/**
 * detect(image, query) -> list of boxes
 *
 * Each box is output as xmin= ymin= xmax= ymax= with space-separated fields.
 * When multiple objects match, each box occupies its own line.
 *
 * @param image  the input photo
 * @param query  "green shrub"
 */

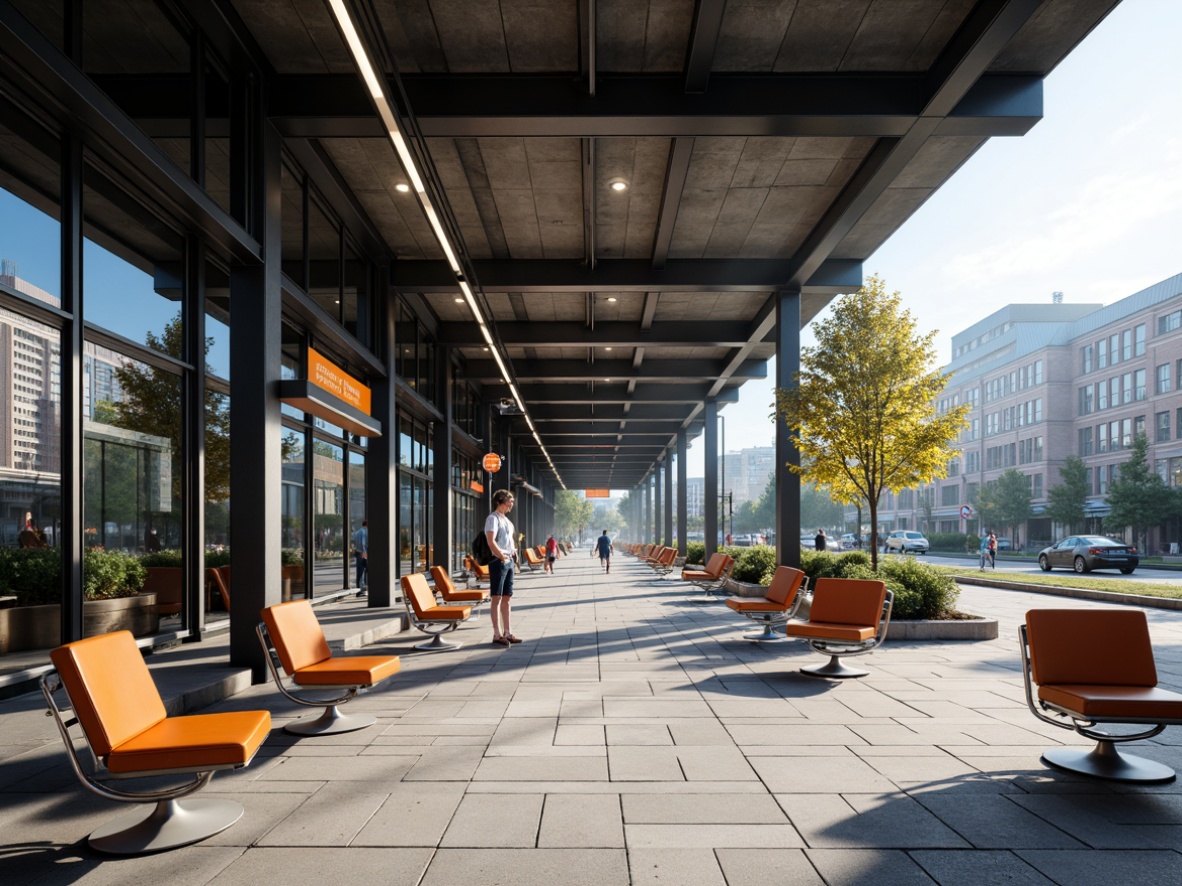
xmin=139 ymin=549 xmax=184 ymax=568
xmin=280 ymin=548 xmax=303 ymax=567
xmin=877 ymin=556 xmax=960 ymax=620
xmin=83 ymin=549 xmax=146 ymax=600
xmin=0 ymin=547 xmax=62 ymax=605
xmin=731 ymin=545 xmax=777 ymax=584
xmin=684 ymin=541 xmax=705 ymax=566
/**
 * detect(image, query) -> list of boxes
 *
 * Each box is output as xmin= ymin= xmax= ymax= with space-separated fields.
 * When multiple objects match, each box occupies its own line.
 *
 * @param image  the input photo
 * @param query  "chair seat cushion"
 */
xmin=293 ymin=655 xmax=402 ymax=686
xmin=106 ymin=710 xmax=271 ymax=773
xmin=786 ymin=621 xmax=876 ymax=642
xmin=682 ymin=571 xmax=715 ymax=580
xmin=442 ymin=590 xmax=489 ymax=603
xmin=726 ymin=598 xmax=786 ymax=613
xmin=415 ymin=604 xmax=472 ymax=621
xmin=1038 ymin=684 xmax=1182 ymax=720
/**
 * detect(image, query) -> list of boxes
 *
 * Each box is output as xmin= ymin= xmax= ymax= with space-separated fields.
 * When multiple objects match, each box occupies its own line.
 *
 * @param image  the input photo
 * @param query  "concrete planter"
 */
xmin=0 ymin=593 xmax=160 ymax=655
xmin=886 ymin=616 xmax=998 ymax=641
xmin=724 ymin=577 xmax=768 ymax=597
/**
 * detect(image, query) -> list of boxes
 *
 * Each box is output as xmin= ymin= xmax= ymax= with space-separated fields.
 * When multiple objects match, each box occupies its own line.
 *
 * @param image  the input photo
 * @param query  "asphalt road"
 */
xmin=895 ymin=551 xmax=1182 ymax=586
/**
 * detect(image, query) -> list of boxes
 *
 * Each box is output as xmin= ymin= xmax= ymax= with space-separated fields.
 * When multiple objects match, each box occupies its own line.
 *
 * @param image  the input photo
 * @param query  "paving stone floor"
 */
xmin=3 ymin=552 xmax=1182 ymax=885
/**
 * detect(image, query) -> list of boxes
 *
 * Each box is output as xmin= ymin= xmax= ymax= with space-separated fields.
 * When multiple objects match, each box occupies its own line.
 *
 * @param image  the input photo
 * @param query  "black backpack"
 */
xmin=471 ymin=530 xmax=493 ymax=566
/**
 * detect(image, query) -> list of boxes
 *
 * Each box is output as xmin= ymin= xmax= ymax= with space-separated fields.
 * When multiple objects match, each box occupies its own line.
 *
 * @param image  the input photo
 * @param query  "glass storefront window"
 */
xmin=204 ymin=58 xmax=233 ymax=216
xmin=307 ymin=195 xmax=340 ymax=321
xmin=312 ymin=437 xmax=344 ymax=594
xmin=343 ymin=240 xmax=368 ymax=345
xmin=348 ymin=450 xmax=365 ymax=588
xmin=83 ymin=166 xmax=185 ymax=348
xmin=0 ymin=116 xmax=62 ymax=303
xmin=281 ymin=161 xmax=304 ymax=288
xmin=0 ymin=309 xmax=62 ymax=676
xmin=82 ymin=351 xmax=183 ymax=637
xmin=83 ymin=1 xmax=191 ymax=177
xmin=281 ymin=427 xmax=305 ymax=600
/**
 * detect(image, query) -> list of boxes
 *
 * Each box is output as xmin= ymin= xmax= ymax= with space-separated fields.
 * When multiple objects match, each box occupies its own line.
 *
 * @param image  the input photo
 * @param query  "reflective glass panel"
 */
xmin=281 ymin=427 xmax=306 ymax=600
xmin=312 ymin=437 xmax=344 ymax=594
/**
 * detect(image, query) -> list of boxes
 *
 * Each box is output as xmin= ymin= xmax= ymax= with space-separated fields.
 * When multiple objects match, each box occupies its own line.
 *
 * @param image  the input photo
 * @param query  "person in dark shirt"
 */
xmin=814 ymin=529 xmax=827 ymax=552
xmin=596 ymin=530 xmax=614 ymax=573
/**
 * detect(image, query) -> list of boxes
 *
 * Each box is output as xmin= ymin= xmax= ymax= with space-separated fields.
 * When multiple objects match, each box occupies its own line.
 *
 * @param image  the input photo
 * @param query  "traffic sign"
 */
xmin=960 ymin=505 xmax=973 ymax=520
xmin=482 ymin=453 xmax=502 ymax=473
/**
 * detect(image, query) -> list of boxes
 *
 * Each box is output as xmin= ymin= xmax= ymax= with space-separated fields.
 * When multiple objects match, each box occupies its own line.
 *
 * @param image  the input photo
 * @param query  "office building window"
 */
xmin=1079 ymin=427 xmax=1093 ymax=456
xmin=1157 ymin=364 xmax=1171 ymax=395
xmin=1134 ymin=368 xmax=1146 ymax=401
xmin=1081 ymin=344 xmax=1093 ymax=374
xmin=1097 ymin=337 xmax=1108 ymax=368
xmin=1135 ymin=323 xmax=1146 ymax=356
xmin=1157 ymin=411 xmax=1170 ymax=443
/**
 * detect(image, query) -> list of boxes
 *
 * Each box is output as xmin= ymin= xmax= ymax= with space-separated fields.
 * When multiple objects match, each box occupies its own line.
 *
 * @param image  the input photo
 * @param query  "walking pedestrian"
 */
xmin=987 ymin=530 xmax=998 ymax=569
xmin=596 ymin=529 xmax=614 ymax=573
xmin=814 ymin=529 xmax=827 ymax=552
xmin=352 ymin=520 xmax=368 ymax=594
xmin=545 ymin=534 xmax=558 ymax=574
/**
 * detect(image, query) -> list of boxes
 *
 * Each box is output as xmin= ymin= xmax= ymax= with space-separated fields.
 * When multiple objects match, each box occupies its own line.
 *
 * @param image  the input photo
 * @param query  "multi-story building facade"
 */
xmin=870 ymin=272 xmax=1182 ymax=552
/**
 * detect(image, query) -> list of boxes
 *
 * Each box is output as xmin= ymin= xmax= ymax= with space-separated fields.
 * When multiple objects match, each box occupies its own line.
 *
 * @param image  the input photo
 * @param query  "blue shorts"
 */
xmin=490 ymin=558 xmax=515 ymax=596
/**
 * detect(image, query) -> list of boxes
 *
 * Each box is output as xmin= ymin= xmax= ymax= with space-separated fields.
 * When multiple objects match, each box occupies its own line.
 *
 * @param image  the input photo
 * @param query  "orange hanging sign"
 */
xmin=308 ymin=347 xmax=371 ymax=414
xmin=585 ymin=489 xmax=610 ymax=498
xmin=482 ymin=453 xmax=502 ymax=473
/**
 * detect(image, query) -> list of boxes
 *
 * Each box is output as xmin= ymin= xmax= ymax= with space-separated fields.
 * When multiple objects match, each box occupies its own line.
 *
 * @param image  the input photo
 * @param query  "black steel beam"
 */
xmin=452 ymin=320 xmax=757 ymax=348
xmin=463 ymin=357 xmax=766 ymax=383
xmin=482 ymin=383 xmax=741 ymax=404
xmin=260 ymin=73 xmax=1040 ymax=139
xmin=398 ymin=257 xmax=861 ymax=293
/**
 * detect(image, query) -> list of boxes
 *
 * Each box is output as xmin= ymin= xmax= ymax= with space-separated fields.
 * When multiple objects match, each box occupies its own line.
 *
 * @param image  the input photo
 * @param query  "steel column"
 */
xmin=704 ymin=400 xmax=719 ymax=559
xmin=677 ymin=429 xmax=688 ymax=556
xmin=664 ymin=448 xmax=674 ymax=549
xmin=775 ymin=290 xmax=802 ymax=568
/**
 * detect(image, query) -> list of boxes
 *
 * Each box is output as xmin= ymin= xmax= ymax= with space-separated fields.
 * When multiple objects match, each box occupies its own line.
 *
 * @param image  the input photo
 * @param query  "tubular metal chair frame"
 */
xmin=793 ymin=587 xmax=893 ymax=678
xmin=41 ymin=660 xmax=266 ymax=853
xmin=1019 ymin=621 xmax=1180 ymax=783
xmin=257 ymin=621 xmax=374 ymax=734
xmin=400 ymin=573 xmax=472 ymax=651
xmin=686 ymin=556 xmax=736 ymax=599
xmin=729 ymin=570 xmax=810 ymax=641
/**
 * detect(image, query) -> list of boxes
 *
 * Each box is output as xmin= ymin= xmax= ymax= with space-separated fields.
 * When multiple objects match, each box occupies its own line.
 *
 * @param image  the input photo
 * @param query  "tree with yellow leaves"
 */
xmin=775 ymin=275 xmax=970 ymax=569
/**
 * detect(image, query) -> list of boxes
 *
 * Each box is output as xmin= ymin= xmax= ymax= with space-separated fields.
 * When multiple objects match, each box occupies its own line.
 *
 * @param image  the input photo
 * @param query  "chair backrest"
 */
xmin=765 ymin=566 xmax=806 ymax=606
xmin=720 ymin=555 xmax=736 ymax=578
xmin=430 ymin=565 xmax=457 ymax=596
xmin=400 ymin=573 xmax=437 ymax=617
xmin=1026 ymin=609 xmax=1158 ymax=687
xmin=142 ymin=566 xmax=183 ymax=614
xmin=50 ymin=631 xmax=167 ymax=757
xmin=525 ymin=548 xmax=542 ymax=565
xmin=700 ymin=552 xmax=725 ymax=576
xmin=261 ymin=600 xmax=332 ymax=675
xmin=809 ymin=578 xmax=887 ymax=627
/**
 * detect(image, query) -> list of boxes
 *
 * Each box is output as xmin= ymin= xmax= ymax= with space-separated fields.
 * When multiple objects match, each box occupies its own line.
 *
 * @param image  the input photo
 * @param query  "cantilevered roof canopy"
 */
xmin=226 ymin=0 xmax=1118 ymax=489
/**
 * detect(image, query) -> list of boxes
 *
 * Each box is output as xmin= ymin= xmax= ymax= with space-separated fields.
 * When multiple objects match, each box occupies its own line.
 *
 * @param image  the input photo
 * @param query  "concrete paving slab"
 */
xmin=537 ymin=793 xmax=625 ymax=847
xmin=420 ymin=848 xmax=629 ymax=886
xmin=628 ymin=848 xmax=728 ymax=886
xmin=440 ymin=793 xmax=545 ymax=847
xmin=622 ymin=792 xmax=787 ymax=824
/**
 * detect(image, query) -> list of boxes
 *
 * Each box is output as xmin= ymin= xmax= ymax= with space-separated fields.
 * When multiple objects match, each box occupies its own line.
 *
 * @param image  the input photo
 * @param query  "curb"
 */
xmin=887 ymin=617 xmax=999 ymax=641
xmin=954 ymin=575 xmax=1182 ymax=611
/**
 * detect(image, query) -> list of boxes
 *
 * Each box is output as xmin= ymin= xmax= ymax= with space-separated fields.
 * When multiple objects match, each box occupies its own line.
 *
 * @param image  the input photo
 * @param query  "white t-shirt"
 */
xmin=484 ymin=511 xmax=515 ymax=558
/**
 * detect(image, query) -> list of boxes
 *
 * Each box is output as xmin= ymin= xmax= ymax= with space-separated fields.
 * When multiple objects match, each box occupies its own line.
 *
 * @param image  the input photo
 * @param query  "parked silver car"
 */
xmin=1037 ymin=535 xmax=1138 ymax=574
xmin=885 ymin=530 xmax=929 ymax=555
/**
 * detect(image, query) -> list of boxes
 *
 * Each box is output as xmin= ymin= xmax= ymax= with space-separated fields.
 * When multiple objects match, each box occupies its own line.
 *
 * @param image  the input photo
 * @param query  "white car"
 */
xmin=885 ymin=530 xmax=929 ymax=555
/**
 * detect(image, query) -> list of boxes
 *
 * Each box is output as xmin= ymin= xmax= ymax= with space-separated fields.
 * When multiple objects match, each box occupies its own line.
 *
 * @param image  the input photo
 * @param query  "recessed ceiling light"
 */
xmin=454 ymin=297 xmax=464 ymax=303
xmin=605 ymin=347 xmax=613 ymax=351
xmin=604 ymin=378 xmax=611 ymax=382
xmin=607 ymin=296 xmax=617 ymax=302
xmin=395 ymin=182 xmax=410 ymax=193
xmin=610 ymin=180 xmax=628 ymax=192
xmin=483 ymin=347 xmax=489 ymax=352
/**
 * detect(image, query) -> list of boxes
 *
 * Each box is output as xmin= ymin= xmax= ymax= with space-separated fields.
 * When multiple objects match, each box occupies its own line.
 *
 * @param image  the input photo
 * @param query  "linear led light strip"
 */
xmin=328 ymin=0 xmax=564 ymax=488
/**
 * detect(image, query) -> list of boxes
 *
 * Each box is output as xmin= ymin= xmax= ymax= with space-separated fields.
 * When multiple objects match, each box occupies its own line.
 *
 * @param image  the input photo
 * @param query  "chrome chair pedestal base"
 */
xmin=90 ymin=798 xmax=243 ymax=855
xmin=415 ymin=632 xmax=462 ymax=652
xmin=801 ymin=655 xmax=869 ymax=679
xmin=745 ymin=622 xmax=788 ymax=641
xmin=285 ymin=704 xmax=375 ymax=735
xmin=1042 ymin=742 xmax=1176 ymax=783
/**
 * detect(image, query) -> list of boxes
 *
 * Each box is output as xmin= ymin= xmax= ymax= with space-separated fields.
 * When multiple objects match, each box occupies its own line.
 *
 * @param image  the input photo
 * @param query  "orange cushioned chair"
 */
xmin=726 ymin=565 xmax=809 ymax=641
xmin=258 ymin=600 xmax=401 ymax=735
xmin=522 ymin=547 xmax=544 ymax=571
xmin=785 ymin=577 xmax=892 ymax=678
xmin=683 ymin=552 xmax=735 ymax=597
xmin=400 ymin=572 xmax=473 ymax=651
xmin=41 ymin=631 xmax=271 ymax=854
xmin=1020 ymin=608 xmax=1182 ymax=783
xmin=464 ymin=555 xmax=491 ymax=588
xmin=205 ymin=566 xmax=231 ymax=612
xmin=431 ymin=565 xmax=489 ymax=621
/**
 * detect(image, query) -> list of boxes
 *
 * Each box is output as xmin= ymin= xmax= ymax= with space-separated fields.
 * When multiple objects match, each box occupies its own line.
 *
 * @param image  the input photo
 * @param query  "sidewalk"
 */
xmin=3 ymin=555 xmax=1181 ymax=885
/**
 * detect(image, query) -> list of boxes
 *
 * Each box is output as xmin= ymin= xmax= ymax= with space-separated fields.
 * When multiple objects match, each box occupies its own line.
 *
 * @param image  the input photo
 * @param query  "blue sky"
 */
xmin=681 ymin=0 xmax=1182 ymax=481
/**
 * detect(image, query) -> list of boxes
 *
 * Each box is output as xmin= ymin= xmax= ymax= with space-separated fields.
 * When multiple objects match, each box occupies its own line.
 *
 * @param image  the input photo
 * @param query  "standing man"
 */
xmin=987 ymin=530 xmax=998 ymax=569
xmin=814 ymin=529 xmax=827 ymax=552
xmin=596 ymin=529 xmax=614 ymax=573
xmin=486 ymin=490 xmax=520 ymax=646
xmin=353 ymin=520 xmax=368 ymax=595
